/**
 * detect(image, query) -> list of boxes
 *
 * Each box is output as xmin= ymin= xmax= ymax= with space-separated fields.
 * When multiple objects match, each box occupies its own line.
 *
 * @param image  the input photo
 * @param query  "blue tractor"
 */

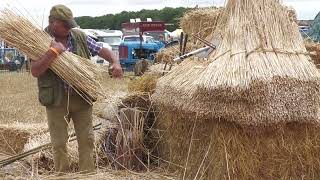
xmin=119 ymin=36 xmax=164 ymax=75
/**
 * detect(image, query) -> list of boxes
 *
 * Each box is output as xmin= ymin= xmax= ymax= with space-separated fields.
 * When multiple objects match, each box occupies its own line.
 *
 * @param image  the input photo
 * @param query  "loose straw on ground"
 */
xmin=0 ymin=9 xmax=105 ymax=104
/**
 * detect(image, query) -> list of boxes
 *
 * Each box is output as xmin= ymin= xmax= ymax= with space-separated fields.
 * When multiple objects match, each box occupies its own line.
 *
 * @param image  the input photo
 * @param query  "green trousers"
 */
xmin=46 ymin=91 xmax=95 ymax=173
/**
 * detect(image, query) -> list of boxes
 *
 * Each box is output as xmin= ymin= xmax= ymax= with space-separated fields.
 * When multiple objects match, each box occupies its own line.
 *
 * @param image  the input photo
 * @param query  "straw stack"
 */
xmin=180 ymin=7 xmax=224 ymax=42
xmin=156 ymin=7 xmax=224 ymax=64
xmin=0 ymin=9 xmax=104 ymax=104
xmin=0 ymin=123 xmax=47 ymax=155
xmin=151 ymin=0 xmax=320 ymax=179
xmin=152 ymin=57 xmax=209 ymax=115
xmin=305 ymin=41 xmax=320 ymax=67
xmin=185 ymin=0 xmax=320 ymax=126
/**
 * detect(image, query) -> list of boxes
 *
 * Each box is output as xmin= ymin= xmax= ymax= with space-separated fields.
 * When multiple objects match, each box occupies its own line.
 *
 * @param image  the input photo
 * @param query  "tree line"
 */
xmin=75 ymin=7 xmax=191 ymax=32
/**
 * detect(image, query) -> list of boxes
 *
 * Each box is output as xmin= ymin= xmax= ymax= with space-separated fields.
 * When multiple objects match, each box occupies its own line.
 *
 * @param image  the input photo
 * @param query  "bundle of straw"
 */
xmin=186 ymin=0 xmax=320 ymax=125
xmin=0 ymin=9 xmax=104 ymax=104
xmin=180 ymin=7 xmax=224 ymax=42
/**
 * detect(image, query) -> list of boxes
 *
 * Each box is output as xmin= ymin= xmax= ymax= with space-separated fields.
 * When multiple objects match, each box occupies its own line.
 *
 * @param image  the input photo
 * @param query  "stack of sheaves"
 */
xmin=155 ymin=0 xmax=320 ymax=126
xmin=152 ymin=57 xmax=209 ymax=115
xmin=0 ymin=9 xmax=104 ymax=105
xmin=180 ymin=6 xmax=224 ymax=42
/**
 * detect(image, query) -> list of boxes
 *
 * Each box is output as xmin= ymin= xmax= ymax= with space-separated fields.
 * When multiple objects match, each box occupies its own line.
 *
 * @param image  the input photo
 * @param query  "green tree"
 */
xmin=75 ymin=7 xmax=190 ymax=31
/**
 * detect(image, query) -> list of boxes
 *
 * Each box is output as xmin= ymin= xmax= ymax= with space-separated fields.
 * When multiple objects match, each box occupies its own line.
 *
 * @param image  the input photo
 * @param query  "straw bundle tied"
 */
xmin=0 ymin=9 xmax=104 ymax=104
xmin=156 ymin=0 xmax=320 ymax=126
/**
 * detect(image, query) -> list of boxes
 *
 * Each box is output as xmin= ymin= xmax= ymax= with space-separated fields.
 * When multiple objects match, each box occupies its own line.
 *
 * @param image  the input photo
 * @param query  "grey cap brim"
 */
xmin=68 ymin=19 xmax=78 ymax=28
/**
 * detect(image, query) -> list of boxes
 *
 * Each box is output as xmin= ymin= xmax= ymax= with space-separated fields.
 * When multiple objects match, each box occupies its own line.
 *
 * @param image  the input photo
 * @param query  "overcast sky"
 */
xmin=1 ymin=0 xmax=319 ymax=28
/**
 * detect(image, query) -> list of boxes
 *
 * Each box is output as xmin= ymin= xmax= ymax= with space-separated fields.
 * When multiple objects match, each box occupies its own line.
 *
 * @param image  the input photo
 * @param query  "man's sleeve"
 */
xmin=86 ymin=36 xmax=103 ymax=56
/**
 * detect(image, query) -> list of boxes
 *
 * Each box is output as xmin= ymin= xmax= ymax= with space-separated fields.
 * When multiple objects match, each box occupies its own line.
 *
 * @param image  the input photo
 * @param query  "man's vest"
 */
xmin=38 ymin=29 xmax=91 ymax=106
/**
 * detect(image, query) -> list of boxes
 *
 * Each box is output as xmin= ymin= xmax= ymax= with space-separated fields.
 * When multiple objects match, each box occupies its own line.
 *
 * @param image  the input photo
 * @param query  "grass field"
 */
xmin=0 ymin=71 xmax=150 ymax=178
xmin=0 ymin=71 xmax=129 ymax=124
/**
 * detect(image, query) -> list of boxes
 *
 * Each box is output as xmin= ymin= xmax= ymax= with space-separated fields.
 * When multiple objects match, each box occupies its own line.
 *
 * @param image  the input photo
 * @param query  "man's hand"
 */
xmin=50 ymin=40 xmax=66 ymax=54
xmin=110 ymin=63 xmax=123 ymax=78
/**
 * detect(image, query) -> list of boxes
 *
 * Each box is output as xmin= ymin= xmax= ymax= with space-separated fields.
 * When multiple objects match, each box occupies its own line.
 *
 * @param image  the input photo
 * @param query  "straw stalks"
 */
xmin=155 ymin=112 xmax=320 ymax=179
xmin=178 ymin=0 xmax=320 ymax=125
xmin=0 ymin=9 xmax=104 ymax=105
xmin=180 ymin=7 xmax=224 ymax=43
xmin=152 ymin=57 xmax=209 ymax=115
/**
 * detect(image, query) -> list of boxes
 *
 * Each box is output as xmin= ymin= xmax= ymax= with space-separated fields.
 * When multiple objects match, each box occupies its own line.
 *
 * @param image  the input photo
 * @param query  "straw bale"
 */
xmin=180 ymin=7 xmax=224 ymax=42
xmin=154 ymin=112 xmax=320 ymax=179
xmin=0 ymin=123 xmax=47 ymax=155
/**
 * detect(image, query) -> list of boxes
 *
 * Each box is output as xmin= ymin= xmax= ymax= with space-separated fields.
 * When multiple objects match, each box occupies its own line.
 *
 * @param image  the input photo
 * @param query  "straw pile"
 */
xmin=151 ymin=0 xmax=320 ymax=179
xmin=0 ymin=9 xmax=104 ymax=105
xmin=128 ymin=74 xmax=160 ymax=94
xmin=305 ymin=41 xmax=320 ymax=67
xmin=180 ymin=7 xmax=224 ymax=42
xmin=181 ymin=0 xmax=320 ymax=125
xmin=0 ymin=123 xmax=47 ymax=155
xmin=156 ymin=7 xmax=224 ymax=64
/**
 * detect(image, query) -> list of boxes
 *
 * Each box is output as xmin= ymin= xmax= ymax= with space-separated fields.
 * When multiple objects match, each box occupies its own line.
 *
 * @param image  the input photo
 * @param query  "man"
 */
xmin=31 ymin=4 xmax=123 ymax=173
